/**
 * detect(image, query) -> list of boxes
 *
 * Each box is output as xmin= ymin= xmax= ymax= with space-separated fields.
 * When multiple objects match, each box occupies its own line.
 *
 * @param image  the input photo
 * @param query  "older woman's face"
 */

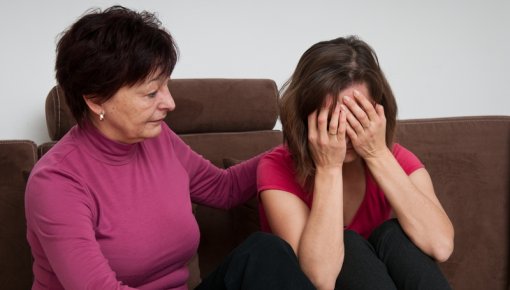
xmin=97 ymin=74 xmax=175 ymax=144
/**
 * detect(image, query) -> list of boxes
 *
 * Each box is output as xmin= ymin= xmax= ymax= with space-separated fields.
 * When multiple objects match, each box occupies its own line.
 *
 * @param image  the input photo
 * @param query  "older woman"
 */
xmin=258 ymin=36 xmax=454 ymax=290
xmin=25 ymin=6 xmax=315 ymax=290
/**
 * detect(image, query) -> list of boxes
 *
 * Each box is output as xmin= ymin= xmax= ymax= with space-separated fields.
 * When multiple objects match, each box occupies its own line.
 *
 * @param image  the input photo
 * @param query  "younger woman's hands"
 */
xmin=342 ymin=90 xmax=388 ymax=160
xmin=308 ymin=96 xmax=347 ymax=170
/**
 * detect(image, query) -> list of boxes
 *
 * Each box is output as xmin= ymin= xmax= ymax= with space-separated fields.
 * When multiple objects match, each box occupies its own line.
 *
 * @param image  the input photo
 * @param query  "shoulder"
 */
xmin=26 ymin=151 xmax=92 ymax=225
xmin=27 ymin=127 xmax=95 ymax=207
xmin=391 ymin=143 xmax=424 ymax=175
xmin=259 ymin=145 xmax=293 ymax=172
xmin=257 ymin=145 xmax=304 ymax=194
xmin=32 ymin=128 xmax=81 ymax=178
xmin=261 ymin=144 xmax=292 ymax=163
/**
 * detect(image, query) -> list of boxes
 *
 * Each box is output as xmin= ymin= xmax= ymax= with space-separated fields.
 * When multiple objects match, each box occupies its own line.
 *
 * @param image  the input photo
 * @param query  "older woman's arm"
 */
xmin=164 ymin=124 xmax=261 ymax=209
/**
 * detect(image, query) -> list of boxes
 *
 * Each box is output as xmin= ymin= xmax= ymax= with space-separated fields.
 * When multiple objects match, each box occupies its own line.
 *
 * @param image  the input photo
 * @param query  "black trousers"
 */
xmin=196 ymin=219 xmax=451 ymax=290
xmin=336 ymin=219 xmax=452 ymax=290
xmin=195 ymin=232 xmax=315 ymax=290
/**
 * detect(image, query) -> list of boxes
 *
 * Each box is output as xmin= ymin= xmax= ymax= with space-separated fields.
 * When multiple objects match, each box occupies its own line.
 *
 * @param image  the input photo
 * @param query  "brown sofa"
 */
xmin=0 ymin=78 xmax=509 ymax=290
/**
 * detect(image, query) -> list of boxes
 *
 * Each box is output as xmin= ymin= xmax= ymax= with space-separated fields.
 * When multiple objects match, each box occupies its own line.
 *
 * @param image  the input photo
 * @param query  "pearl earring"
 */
xmin=99 ymin=111 xmax=105 ymax=121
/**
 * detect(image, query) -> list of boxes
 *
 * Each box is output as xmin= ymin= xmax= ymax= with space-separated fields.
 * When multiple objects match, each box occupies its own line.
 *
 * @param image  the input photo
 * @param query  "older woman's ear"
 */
xmin=82 ymin=95 xmax=103 ymax=117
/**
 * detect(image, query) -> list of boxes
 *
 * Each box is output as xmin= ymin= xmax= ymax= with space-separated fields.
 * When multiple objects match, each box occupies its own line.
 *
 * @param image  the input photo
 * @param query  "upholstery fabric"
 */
xmin=396 ymin=116 xmax=510 ymax=290
xmin=166 ymin=79 xmax=278 ymax=134
xmin=0 ymin=140 xmax=37 ymax=289
xmin=44 ymin=86 xmax=75 ymax=142
xmin=45 ymin=79 xmax=279 ymax=140
xmin=36 ymin=141 xmax=55 ymax=158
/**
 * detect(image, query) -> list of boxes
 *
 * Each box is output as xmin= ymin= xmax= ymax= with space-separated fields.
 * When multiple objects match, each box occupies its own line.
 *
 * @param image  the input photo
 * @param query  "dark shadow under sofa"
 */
xmin=0 ymin=78 xmax=509 ymax=289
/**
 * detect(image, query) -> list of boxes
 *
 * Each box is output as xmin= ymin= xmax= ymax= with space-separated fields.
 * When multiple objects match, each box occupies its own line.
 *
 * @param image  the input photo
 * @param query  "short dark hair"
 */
xmin=279 ymin=36 xmax=398 ymax=190
xmin=55 ymin=5 xmax=178 ymax=124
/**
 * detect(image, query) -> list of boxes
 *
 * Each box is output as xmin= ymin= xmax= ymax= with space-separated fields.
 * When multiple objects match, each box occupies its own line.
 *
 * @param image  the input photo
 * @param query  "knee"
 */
xmin=343 ymin=230 xmax=375 ymax=255
xmin=368 ymin=219 xmax=408 ymax=249
xmin=243 ymin=232 xmax=294 ymax=255
xmin=344 ymin=230 xmax=366 ymax=245
xmin=245 ymin=231 xmax=285 ymax=245
xmin=375 ymin=218 xmax=402 ymax=234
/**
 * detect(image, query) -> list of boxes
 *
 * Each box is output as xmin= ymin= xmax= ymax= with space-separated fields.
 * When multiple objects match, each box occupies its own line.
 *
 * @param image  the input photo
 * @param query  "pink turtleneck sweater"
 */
xmin=25 ymin=121 xmax=260 ymax=290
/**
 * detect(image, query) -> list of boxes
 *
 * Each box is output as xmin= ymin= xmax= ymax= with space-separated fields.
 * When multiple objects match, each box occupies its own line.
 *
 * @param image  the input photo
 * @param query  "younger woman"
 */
xmin=258 ymin=36 xmax=454 ymax=290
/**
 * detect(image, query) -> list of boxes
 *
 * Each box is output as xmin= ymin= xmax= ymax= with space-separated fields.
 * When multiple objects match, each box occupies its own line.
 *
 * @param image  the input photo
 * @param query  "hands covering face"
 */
xmin=307 ymin=88 xmax=388 ymax=168
xmin=307 ymin=97 xmax=347 ymax=169
xmin=341 ymin=89 xmax=387 ymax=160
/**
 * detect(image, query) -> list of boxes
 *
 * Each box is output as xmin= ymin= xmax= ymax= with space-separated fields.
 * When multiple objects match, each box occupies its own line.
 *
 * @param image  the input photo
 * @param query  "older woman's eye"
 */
xmin=147 ymin=91 xmax=157 ymax=98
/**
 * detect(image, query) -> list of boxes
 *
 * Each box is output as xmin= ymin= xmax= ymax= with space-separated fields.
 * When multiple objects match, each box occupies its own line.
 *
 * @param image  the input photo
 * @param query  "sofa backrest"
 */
xmin=44 ymin=78 xmax=280 ymax=141
xmin=396 ymin=116 xmax=510 ymax=290
xmin=0 ymin=140 xmax=37 ymax=289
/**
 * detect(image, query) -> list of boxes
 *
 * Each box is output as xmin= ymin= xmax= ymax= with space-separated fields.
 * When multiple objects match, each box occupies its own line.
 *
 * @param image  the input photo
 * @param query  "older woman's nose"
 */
xmin=160 ymin=86 xmax=176 ymax=111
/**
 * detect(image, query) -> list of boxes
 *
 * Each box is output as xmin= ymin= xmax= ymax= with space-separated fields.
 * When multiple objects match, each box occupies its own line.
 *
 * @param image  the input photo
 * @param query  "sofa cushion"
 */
xmin=166 ymin=79 xmax=278 ymax=134
xmin=395 ymin=116 xmax=510 ymax=290
xmin=45 ymin=86 xmax=76 ymax=143
xmin=0 ymin=140 xmax=37 ymax=289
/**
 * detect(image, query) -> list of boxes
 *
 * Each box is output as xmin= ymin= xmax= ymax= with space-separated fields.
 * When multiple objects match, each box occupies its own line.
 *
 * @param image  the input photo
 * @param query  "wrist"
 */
xmin=316 ymin=165 xmax=343 ymax=176
xmin=364 ymin=147 xmax=392 ymax=164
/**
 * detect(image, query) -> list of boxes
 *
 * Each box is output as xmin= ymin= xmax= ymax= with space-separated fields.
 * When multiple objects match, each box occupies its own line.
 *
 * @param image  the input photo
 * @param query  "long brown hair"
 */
xmin=279 ymin=36 xmax=397 ymax=190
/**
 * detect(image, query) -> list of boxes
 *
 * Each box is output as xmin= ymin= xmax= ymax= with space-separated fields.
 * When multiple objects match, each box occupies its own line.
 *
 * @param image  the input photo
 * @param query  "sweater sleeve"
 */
xmin=25 ymin=168 xmax=137 ymax=290
xmin=166 ymin=127 xmax=263 ymax=209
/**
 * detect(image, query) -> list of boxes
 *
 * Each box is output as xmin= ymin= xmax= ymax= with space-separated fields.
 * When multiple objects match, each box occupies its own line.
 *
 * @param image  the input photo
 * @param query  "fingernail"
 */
xmin=343 ymin=95 xmax=350 ymax=102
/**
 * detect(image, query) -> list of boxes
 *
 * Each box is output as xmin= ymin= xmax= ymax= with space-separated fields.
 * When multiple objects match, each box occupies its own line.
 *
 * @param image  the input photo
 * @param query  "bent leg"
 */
xmin=336 ymin=230 xmax=397 ymax=290
xmin=368 ymin=219 xmax=452 ymax=290
xmin=196 ymin=232 xmax=315 ymax=290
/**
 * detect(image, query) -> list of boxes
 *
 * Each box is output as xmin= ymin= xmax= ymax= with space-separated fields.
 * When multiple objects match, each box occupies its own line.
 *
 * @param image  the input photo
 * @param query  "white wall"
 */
xmin=1 ymin=0 xmax=509 ymax=144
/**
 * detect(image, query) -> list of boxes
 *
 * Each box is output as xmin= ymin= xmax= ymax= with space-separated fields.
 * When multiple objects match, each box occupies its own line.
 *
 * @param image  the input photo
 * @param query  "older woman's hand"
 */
xmin=308 ymin=96 xmax=347 ymax=169
xmin=342 ymin=90 xmax=388 ymax=160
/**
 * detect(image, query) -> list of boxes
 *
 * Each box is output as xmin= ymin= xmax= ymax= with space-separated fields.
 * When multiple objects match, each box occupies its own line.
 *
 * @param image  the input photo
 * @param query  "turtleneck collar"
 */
xmin=73 ymin=119 xmax=139 ymax=165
